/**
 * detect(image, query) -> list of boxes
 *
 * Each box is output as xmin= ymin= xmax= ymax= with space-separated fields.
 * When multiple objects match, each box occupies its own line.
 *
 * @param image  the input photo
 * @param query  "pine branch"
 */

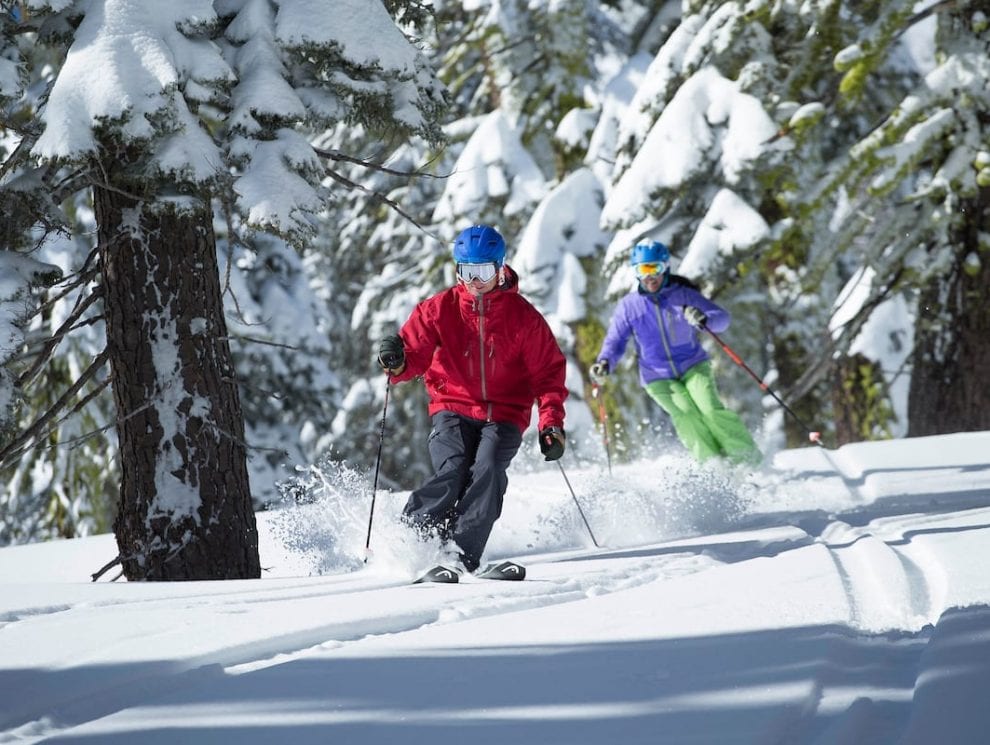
xmin=34 ymin=246 xmax=100 ymax=314
xmin=206 ymin=420 xmax=290 ymax=459
xmin=51 ymin=169 xmax=93 ymax=204
xmin=222 ymin=374 xmax=286 ymax=402
xmin=214 ymin=183 xmax=266 ymax=329
xmin=224 ymin=334 xmax=299 ymax=352
xmin=898 ymin=0 xmax=960 ymax=38
xmin=36 ymin=384 xmax=116 ymax=450
xmin=324 ymin=167 xmax=444 ymax=244
xmin=313 ymin=147 xmax=450 ymax=179
xmin=16 ymin=282 xmax=103 ymax=389
xmin=0 ymin=349 xmax=110 ymax=471
xmin=89 ymin=160 xmax=146 ymax=202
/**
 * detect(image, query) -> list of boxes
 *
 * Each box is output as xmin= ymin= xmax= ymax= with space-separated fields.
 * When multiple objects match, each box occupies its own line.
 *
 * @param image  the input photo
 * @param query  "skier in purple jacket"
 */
xmin=591 ymin=241 xmax=760 ymax=465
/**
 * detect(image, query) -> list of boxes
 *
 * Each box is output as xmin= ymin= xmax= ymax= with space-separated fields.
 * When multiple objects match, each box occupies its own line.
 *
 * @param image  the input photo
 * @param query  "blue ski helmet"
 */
xmin=453 ymin=225 xmax=506 ymax=266
xmin=629 ymin=240 xmax=670 ymax=266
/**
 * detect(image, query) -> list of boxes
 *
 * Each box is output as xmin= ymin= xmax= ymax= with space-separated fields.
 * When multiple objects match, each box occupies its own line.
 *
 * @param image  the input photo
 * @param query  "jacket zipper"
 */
xmin=478 ymin=296 xmax=492 ymax=421
xmin=653 ymin=299 xmax=681 ymax=378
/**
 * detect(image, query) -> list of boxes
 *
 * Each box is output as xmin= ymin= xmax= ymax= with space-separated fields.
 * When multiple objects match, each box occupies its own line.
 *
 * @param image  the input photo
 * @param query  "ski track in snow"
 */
xmin=0 ymin=528 xmax=965 ymax=743
xmin=3 ymin=434 xmax=990 ymax=743
xmin=1 ymin=548 xmax=720 ymax=740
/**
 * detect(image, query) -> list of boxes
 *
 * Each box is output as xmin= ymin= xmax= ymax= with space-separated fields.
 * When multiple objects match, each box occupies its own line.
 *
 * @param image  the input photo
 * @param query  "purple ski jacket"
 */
xmin=597 ymin=277 xmax=730 ymax=385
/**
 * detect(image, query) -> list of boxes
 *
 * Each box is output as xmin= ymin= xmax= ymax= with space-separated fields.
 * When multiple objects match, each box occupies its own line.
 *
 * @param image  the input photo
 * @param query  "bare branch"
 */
xmin=313 ymin=147 xmax=450 ymax=179
xmin=222 ymin=375 xmax=286 ymax=402
xmin=0 ymin=349 xmax=110 ymax=470
xmin=224 ymin=334 xmax=299 ymax=352
xmin=324 ymin=167 xmax=444 ymax=244
xmin=214 ymin=184 xmax=260 ymax=327
xmin=91 ymin=555 xmax=121 ymax=582
xmin=898 ymin=0 xmax=960 ymax=38
xmin=36 ymin=247 xmax=101 ymax=310
xmin=51 ymin=170 xmax=93 ymax=203
xmin=206 ymin=420 xmax=291 ymax=459
xmin=90 ymin=160 xmax=145 ymax=202
xmin=16 ymin=282 xmax=103 ymax=389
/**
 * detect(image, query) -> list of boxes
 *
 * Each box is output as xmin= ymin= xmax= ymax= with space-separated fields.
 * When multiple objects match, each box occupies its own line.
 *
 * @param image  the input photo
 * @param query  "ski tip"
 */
xmin=476 ymin=560 xmax=526 ymax=581
xmin=413 ymin=565 xmax=461 ymax=584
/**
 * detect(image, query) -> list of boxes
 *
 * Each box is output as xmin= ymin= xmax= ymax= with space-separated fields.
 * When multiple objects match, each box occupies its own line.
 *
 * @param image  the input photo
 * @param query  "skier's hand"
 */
xmin=539 ymin=426 xmax=566 ymax=461
xmin=590 ymin=360 xmax=609 ymax=384
xmin=378 ymin=335 xmax=405 ymax=374
xmin=683 ymin=306 xmax=708 ymax=329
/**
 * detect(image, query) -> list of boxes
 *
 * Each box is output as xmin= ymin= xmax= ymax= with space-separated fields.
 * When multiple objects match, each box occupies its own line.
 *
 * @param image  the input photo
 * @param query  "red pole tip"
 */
xmin=809 ymin=431 xmax=821 ymax=443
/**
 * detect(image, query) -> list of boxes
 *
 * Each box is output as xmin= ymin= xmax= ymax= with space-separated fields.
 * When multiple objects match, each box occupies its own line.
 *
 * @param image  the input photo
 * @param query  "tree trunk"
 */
xmin=831 ymin=352 xmax=895 ymax=446
xmin=95 ymin=185 xmax=260 ymax=581
xmin=907 ymin=194 xmax=990 ymax=437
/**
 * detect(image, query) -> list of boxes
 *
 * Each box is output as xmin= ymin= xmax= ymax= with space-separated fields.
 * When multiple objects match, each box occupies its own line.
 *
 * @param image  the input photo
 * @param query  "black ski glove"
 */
xmin=590 ymin=360 xmax=609 ymax=384
xmin=539 ymin=426 xmax=566 ymax=461
xmin=378 ymin=335 xmax=405 ymax=373
xmin=683 ymin=306 xmax=708 ymax=329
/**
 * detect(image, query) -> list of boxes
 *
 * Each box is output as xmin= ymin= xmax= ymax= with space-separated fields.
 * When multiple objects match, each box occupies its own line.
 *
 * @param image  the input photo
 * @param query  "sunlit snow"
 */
xmin=2 ymin=432 xmax=990 ymax=743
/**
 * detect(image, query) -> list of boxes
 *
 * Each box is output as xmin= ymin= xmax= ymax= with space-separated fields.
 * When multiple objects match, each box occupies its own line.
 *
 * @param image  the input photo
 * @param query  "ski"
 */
xmin=412 ymin=560 xmax=526 ymax=584
xmin=413 ymin=565 xmax=460 ymax=584
xmin=475 ymin=560 xmax=526 ymax=581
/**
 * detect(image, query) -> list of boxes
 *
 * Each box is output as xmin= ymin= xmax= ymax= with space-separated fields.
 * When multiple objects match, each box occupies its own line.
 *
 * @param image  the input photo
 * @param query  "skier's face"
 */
xmin=461 ymin=275 xmax=498 ymax=295
xmin=456 ymin=261 xmax=500 ymax=295
xmin=640 ymin=274 xmax=663 ymax=292
xmin=457 ymin=263 xmax=500 ymax=295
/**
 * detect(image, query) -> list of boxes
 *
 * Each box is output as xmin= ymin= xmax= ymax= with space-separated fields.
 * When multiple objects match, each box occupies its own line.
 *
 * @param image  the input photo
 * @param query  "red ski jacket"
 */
xmin=392 ymin=267 xmax=567 ymax=433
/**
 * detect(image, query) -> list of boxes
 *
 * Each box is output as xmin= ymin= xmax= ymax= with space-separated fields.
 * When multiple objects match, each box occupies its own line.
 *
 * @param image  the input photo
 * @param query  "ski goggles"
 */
xmin=635 ymin=261 xmax=668 ymax=278
xmin=456 ymin=262 xmax=499 ymax=283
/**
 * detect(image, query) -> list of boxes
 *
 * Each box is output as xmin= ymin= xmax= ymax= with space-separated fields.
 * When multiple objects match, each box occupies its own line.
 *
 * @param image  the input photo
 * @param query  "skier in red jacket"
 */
xmin=377 ymin=225 xmax=567 ymax=573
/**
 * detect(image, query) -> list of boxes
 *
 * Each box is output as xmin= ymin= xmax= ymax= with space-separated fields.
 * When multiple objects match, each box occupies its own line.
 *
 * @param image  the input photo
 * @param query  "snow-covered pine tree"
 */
xmin=2 ymin=5 xmax=119 ymax=543
xmin=732 ymin=0 xmax=922 ymax=446
xmin=597 ymin=0 xmax=923 ymax=448
xmin=218 ymin=234 xmax=339 ymax=506
xmin=802 ymin=1 xmax=990 ymax=437
xmin=566 ymin=5 xmax=670 ymax=457
xmin=0 ymin=229 xmax=118 ymax=544
xmin=0 ymin=251 xmax=65 ymax=543
xmin=1 ymin=0 xmax=444 ymax=576
xmin=435 ymin=0 xmax=624 ymax=463
xmin=599 ymin=0 xmax=794 ymax=444
xmin=307 ymin=132 xmax=450 ymax=487
xmin=318 ymin=1 xmax=576 ymax=480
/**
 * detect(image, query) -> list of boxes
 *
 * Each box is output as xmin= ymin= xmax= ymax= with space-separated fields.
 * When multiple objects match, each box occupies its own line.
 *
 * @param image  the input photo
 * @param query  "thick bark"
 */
xmin=907 ymin=193 xmax=990 ymax=437
xmin=95 ymin=185 xmax=260 ymax=581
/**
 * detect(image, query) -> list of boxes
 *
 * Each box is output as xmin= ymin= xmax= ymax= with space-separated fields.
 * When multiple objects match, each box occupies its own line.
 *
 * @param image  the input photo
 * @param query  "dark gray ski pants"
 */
xmin=402 ymin=411 xmax=523 ymax=571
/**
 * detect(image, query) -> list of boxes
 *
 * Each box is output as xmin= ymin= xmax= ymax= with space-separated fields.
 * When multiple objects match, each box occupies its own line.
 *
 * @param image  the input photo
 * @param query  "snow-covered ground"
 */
xmin=2 ymin=431 xmax=989 ymax=744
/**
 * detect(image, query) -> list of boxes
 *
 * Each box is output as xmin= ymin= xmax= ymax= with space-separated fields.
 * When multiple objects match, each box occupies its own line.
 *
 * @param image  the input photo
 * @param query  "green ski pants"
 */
xmin=645 ymin=361 xmax=761 ymax=465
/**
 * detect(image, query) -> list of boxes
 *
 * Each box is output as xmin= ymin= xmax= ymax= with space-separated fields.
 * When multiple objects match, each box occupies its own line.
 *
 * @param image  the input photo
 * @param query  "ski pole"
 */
xmin=364 ymin=376 xmax=391 ymax=561
xmin=556 ymin=460 xmax=600 ymax=548
xmin=703 ymin=327 xmax=822 ymax=445
xmin=591 ymin=383 xmax=612 ymax=476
